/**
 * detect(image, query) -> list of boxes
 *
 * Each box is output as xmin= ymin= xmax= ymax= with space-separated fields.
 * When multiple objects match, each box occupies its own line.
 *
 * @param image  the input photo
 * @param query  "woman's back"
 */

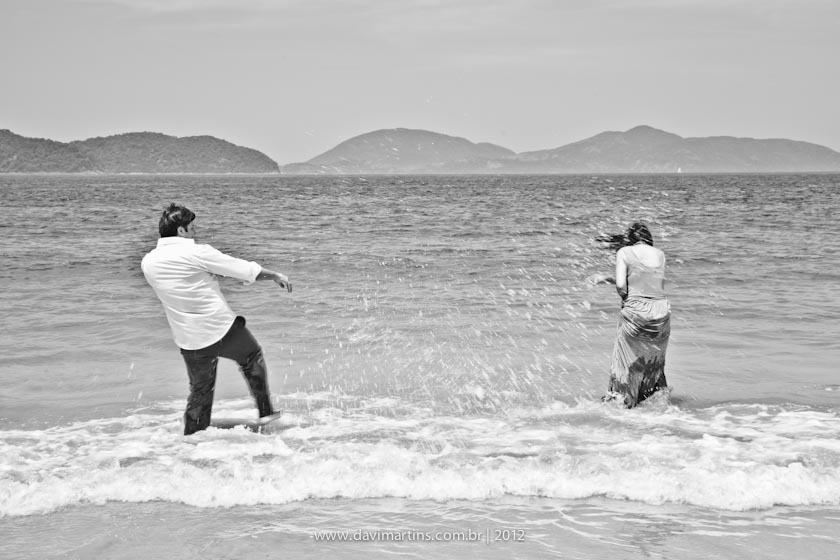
xmin=621 ymin=244 xmax=666 ymax=298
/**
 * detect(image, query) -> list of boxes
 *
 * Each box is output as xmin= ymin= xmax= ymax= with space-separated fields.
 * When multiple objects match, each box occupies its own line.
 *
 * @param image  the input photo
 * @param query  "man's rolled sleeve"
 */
xmin=196 ymin=246 xmax=262 ymax=284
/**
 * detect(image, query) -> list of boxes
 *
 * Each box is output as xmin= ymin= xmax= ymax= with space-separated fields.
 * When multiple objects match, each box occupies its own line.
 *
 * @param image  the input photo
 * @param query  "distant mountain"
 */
xmin=0 ymin=130 xmax=96 ymax=172
xmin=282 ymin=128 xmax=515 ymax=174
xmin=0 ymin=130 xmax=279 ymax=173
xmin=511 ymin=125 xmax=840 ymax=173
xmin=282 ymin=125 xmax=840 ymax=174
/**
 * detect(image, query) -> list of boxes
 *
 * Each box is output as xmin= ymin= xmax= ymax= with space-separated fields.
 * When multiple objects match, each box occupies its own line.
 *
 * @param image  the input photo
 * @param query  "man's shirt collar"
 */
xmin=157 ymin=237 xmax=196 ymax=247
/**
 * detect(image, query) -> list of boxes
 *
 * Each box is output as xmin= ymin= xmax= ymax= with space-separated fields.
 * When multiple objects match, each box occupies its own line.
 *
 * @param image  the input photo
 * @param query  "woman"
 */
xmin=606 ymin=222 xmax=670 ymax=407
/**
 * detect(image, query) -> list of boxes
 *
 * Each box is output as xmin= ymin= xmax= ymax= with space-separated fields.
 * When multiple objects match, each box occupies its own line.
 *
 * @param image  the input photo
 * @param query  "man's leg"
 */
xmin=180 ymin=347 xmax=219 ymax=435
xmin=219 ymin=316 xmax=275 ymax=417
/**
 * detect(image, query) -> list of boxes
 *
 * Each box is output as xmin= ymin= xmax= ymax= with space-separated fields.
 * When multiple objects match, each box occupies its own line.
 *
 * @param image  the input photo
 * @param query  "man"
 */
xmin=141 ymin=203 xmax=292 ymax=435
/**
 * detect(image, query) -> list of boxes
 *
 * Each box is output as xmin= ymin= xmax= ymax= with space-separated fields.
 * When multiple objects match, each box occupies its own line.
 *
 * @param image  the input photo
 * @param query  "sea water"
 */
xmin=1 ymin=174 xmax=839 ymax=559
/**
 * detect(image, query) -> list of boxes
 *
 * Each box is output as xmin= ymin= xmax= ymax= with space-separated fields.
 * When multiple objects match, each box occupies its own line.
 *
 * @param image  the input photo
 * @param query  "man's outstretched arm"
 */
xmin=196 ymin=245 xmax=290 ymax=292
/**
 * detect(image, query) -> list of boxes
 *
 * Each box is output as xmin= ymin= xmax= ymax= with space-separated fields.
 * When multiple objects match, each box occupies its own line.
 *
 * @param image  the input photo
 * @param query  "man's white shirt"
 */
xmin=141 ymin=237 xmax=262 ymax=350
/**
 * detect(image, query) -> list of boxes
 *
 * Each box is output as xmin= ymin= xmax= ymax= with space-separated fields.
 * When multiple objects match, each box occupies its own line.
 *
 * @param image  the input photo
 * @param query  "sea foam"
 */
xmin=2 ymin=396 xmax=839 ymax=517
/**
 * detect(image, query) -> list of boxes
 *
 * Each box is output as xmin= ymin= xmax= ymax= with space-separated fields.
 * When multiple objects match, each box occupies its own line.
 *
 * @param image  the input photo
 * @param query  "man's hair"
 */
xmin=626 ymin=221 xmax=653 ymax=246
xmin=159 ymin=203 xmax=196 ymax=237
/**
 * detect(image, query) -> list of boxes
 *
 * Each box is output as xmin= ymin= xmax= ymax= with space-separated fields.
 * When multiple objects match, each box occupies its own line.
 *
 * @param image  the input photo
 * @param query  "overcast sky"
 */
xmin=1 ymin=0 xmax=837 ymax=164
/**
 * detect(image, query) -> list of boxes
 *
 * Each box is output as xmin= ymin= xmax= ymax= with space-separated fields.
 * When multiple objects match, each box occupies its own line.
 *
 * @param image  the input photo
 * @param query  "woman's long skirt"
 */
xmin=607 ymin=296 xmax=671 ymax=407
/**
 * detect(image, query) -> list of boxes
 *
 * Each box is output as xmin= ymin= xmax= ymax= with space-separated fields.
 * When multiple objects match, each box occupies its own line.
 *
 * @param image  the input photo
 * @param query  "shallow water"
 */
xmin=1 ymin=174 xmax=839 ymax=557
xmin=4 ymin=499 xmax=840 ymax=560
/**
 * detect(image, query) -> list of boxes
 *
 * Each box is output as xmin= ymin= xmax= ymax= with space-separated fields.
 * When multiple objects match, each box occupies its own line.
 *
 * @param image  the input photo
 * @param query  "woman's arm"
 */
xmin=614 ymin=249 xmax=628 ymax=300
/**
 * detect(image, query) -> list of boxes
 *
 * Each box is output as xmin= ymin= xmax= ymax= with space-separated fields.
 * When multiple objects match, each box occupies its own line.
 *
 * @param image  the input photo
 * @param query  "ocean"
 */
xmin=1 ymin=173 xmax=839 ymax=559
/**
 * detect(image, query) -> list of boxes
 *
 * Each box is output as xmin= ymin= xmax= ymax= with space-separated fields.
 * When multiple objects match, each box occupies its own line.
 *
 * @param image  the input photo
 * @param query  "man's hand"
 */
xmin=257 ymin=269 xmax=293 ymax=292
xmin=273 ymin=272 xmax=292 ymax=292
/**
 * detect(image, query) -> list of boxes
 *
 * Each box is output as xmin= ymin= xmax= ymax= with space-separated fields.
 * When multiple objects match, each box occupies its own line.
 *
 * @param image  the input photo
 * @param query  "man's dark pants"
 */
xmin=179 ymin=316 xmax=274 ymax=435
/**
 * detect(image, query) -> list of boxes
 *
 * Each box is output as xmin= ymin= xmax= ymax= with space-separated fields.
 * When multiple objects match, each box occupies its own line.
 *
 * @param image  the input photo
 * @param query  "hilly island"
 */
xmin=0 ymin=130 xmax=279 ymax=174
xmin=3 ymin=126 xmax=840 ymax=174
